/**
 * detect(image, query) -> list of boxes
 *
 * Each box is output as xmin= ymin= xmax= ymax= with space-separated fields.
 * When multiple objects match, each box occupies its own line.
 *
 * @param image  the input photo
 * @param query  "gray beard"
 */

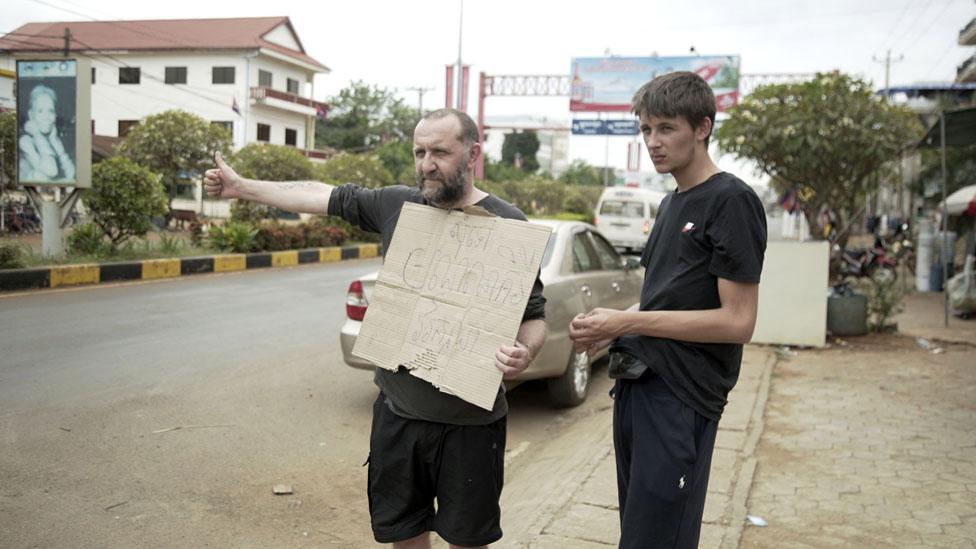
xmin=416 ymin=163 xmax=467 ymax=207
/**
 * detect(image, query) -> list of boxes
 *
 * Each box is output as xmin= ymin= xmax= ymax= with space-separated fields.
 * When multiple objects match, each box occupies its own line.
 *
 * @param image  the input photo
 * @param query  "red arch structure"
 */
xmin=475 ymin=73 xmax=571 ymax=179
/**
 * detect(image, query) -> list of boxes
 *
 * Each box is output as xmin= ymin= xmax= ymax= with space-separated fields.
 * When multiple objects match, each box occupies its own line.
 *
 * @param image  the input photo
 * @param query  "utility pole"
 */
xmin=406 ymin=86 xmax=433 ymax=117
xmin=456 ymin=0 xmax=464 ymax=109
xmin=872 ymin=49 xmax=904 ymax=100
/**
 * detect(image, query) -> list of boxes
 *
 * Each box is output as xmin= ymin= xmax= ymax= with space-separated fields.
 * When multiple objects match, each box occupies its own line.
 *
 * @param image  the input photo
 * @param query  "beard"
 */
xmin=416 ymin=154 xmax=468 ymax=207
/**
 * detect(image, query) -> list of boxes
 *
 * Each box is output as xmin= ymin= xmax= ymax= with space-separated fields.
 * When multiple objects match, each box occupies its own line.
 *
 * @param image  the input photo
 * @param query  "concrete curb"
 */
xmin=0 ymin=243 xmax=381 ymax=292
xmin=721 ymin=348 xmax=778 ymax=549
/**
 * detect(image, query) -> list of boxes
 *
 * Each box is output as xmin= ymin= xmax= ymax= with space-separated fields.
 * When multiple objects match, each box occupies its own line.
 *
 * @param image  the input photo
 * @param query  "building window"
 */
xmin=211 ymin=121 xmax=233 ymax=136
xmin=91 ymin=67 xmax=96 ymax=84
xmin=165 ymin=66 xmax=187 ymax=84
xmin=258 ymin=69 xmax=272 ymax=88
xmin=287 ymin=78 xmax=300 ymax=95
xmin=118 ymin=120 xmax=139 ymax=137
xmin=257 ymin=123 xmax=271 ymax=142
xmin=119 ymin=67 xmax=140 ymax=84
xmin=91 ymin=120 xmax=95 ymax=134
xmin=212 ymin=66 xmax=235 ymax=84
xmin=285 ymin=128 xmax=297 ymax=146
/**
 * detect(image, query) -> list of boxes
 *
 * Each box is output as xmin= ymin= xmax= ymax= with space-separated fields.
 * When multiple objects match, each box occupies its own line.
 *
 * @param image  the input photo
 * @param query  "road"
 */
xmin=0 ymin=260 xmax=614 ymax=548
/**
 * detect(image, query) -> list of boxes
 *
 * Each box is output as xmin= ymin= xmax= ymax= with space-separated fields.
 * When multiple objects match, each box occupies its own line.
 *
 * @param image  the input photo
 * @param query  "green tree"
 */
xmin=117 ymin=110 xmax=232 ymax=208
xmin=374 ymin=139 xmax=415 ymax=184
xmin=84 ymin=157 xmax=168 ymax=251
xmin=501 ymin=130 xmax=540 ymax=172
xmin=715 ymin=72 xmax=921 ymax=247
xmin=227 ymin=143 xmax=316 ymax=222
xmin=0 ymin=112 xmax=15 ymax=189
xmin=558 ymin=159 xmax=602 ymax=186
xmin=314 ymin=153 xmax=394 ymax=188
xmin=316 ymin=81 xmax=419 ymax=151
xmin=230 ymin=143 xmax=314 ymax=181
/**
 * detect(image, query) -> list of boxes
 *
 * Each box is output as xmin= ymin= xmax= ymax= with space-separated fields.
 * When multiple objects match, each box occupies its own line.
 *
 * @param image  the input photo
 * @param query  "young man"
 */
xmin=203 ymin=108 xmax=547 ymax=549
xmin=569 ymin=72 xmax=766 ymax=548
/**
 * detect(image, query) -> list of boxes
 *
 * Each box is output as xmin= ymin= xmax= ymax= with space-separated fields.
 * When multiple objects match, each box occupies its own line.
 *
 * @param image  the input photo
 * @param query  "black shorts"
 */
xmin=612 ymin=369 xmax=718 ymax=549
xmin=367 ymin=394 xmax=506 ymax=546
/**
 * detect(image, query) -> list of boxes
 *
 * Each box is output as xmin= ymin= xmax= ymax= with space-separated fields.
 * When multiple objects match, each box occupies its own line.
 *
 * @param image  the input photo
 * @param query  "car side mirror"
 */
xmin=623 ymin=257 xmax=640 ymax=270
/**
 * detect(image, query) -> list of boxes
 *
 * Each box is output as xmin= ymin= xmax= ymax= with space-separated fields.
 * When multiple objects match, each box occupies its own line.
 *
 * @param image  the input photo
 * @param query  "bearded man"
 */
xmin=204 ymin=108 xmax=547 ymax=549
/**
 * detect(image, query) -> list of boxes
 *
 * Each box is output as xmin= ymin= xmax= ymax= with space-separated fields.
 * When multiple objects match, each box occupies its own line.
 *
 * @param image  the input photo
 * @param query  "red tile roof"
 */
xmin=0 ymin=16 xmax=328 ymax=71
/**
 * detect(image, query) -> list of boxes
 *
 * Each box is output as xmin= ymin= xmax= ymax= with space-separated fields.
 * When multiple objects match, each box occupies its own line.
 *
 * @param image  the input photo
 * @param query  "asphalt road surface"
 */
xmin=0 ymin=260 xmax=614 ymax=548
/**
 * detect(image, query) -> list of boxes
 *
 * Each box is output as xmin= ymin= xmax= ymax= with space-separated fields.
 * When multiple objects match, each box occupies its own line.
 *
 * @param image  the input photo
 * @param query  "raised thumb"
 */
xmin=214 ymin=150 xmax=229 ymax=169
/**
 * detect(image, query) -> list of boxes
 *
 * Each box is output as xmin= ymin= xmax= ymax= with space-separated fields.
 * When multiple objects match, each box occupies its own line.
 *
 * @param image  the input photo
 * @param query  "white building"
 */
xmin=0 ymin=16 xmax=330 ymax=157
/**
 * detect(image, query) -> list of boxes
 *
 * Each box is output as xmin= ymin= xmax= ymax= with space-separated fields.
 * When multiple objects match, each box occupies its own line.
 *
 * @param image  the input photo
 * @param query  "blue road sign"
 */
xmin=605 ymin=120 xmax=639 ymax=135
xmin=571 ymin=119 xmax=605 ymax=135
xmin=572 ymin=119 xmax=639 ymax=136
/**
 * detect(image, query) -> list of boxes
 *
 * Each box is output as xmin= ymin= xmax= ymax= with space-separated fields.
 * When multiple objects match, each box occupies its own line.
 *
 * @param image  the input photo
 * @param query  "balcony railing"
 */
xmin=249 ymin=86 xmax=328 ymax=112
xmin=958 ymin=55 xmax=976 ymax=82
xmin=960 ymin=17 xmax=976 ymax=45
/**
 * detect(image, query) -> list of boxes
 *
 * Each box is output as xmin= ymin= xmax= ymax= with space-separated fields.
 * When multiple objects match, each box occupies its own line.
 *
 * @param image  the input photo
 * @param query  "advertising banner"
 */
xmin=15 ymin=57 xmax=91 ymax=188
xmin=569 ymin=55 xmax=740 ymax=113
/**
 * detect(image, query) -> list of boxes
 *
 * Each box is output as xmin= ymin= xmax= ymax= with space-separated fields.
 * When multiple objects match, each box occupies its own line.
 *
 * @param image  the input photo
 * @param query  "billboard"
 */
xmin=569 ymin=55 xmax=740 ymax=113
xmin=15 ymin=58 xmax=91 ymax=188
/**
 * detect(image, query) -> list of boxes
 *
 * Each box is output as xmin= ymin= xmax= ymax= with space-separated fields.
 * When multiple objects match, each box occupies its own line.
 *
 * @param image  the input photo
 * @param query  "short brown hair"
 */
xmin=422 ymin=108 xmax=479 ymax=148
xmin=631 ymin=72 xmax=716 ymax=146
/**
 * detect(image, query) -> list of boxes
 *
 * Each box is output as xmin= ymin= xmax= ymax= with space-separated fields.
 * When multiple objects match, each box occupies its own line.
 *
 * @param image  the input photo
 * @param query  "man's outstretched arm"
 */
xmin=203 ymin=152 xmax=334 ymax=214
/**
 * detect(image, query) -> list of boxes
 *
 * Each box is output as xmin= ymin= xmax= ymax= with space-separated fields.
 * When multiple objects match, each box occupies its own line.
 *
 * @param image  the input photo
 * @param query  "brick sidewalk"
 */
xmin=741 ymin=333 xmax=976 ymax=548
xmin=520 ymin=346 xmax=776 ymax=548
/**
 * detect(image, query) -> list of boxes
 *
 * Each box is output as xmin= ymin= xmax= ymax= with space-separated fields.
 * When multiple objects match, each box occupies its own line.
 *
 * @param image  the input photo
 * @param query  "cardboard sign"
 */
xmin=352 ymin=202 xmax=551 ymax=410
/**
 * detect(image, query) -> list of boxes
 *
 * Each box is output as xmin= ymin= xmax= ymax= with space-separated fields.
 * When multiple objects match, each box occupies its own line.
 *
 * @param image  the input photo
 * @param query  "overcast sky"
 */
xmin=3 ymin=0 xmax=973 ymax=170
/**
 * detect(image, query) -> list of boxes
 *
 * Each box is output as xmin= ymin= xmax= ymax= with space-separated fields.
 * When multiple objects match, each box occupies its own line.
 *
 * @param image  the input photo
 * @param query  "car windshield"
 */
xmin=600 ymin=200 xmax=644 ymax=218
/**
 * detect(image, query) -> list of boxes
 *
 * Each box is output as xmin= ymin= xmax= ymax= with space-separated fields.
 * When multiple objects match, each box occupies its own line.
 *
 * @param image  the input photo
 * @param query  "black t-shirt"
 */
xmin=328 ymin=184 xmax=547 ymax=425
xmin=612 ymin=172 xmax=767 ymax=421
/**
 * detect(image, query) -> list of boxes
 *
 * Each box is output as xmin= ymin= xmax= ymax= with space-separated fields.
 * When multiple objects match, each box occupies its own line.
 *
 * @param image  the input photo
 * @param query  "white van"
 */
xmin=593 ymin=186 xmax=668 ymax=253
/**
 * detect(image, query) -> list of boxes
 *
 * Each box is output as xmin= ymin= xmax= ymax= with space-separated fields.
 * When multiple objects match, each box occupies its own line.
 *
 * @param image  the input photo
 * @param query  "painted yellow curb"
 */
xmin=50 ymin=264 xmax=100 ymax=288
xmin=272 ymin=251 xmax=299 ymax=267
xmin=320 ymin=247 xmax=341 ymax=263
xmin=142 ymin=259 xmax=181 ymax=280
xmin=358 ymin=244 xmax=379 ymax=259
xmin=214 ymin=255 xmax=246 ymax=272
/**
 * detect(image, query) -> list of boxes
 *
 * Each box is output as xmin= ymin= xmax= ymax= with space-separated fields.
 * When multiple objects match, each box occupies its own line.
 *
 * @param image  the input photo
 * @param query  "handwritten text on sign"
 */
xmin=352 ymin=202 xmax=551 ymax=410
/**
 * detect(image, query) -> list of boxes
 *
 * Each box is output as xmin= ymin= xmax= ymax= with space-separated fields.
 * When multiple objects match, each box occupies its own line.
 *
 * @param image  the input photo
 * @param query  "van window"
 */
xmin=600 ymin=200 xmax=644 ymax=217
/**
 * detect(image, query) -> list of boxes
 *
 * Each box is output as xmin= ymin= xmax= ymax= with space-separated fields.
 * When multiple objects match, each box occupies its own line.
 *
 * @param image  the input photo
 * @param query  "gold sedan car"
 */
xmin=340 ymin=220 xmax=643 ymax=406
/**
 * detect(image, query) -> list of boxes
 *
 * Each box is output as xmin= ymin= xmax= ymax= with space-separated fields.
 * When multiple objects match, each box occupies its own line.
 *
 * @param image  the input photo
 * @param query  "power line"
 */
xmin=900 ymin=0 xmax=957 ymax=53
xmin=877 ymin=0 xmax=915 ymax=53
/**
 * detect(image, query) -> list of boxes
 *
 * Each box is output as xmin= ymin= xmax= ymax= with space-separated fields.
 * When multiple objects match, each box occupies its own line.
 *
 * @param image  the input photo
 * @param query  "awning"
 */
xmin=917 ymin=107 xmax=976 ymax=148
xmin=946 ymin=184 xmax=976 ymax=217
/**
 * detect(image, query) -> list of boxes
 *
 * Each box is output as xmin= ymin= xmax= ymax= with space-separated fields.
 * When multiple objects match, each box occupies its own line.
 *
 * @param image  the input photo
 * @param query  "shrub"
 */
xmin=67 ymin=223 xmax=108 ymax=255
xmin=0 ymin=241 xmax=26 ymax=269
xmin=208 ymin=222 xmax=257 ymax=253
xmin=304 ymin=220 xmax=349 ymax=247
xmin=255 ymin=221 xmax=305 ymax=252
xmin=157 ymin=233 xmax=186 ymax=255
xmin=855 ymin=271 xmax=905 ymax=332
xmin=85 ymin=157 xmax=168 ymax=251
xmin=229 ymin=199 xmax=272 ymax=224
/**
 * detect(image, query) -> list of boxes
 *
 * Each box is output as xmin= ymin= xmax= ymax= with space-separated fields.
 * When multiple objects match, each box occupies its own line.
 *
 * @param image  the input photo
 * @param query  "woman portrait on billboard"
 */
xmin=19 ymin=83 xmax=75 ymax=182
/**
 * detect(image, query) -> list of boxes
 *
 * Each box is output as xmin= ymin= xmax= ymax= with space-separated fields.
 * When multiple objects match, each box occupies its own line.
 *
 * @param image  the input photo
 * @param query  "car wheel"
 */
xmin=547 ymin=350 xmax=590 ymax=407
